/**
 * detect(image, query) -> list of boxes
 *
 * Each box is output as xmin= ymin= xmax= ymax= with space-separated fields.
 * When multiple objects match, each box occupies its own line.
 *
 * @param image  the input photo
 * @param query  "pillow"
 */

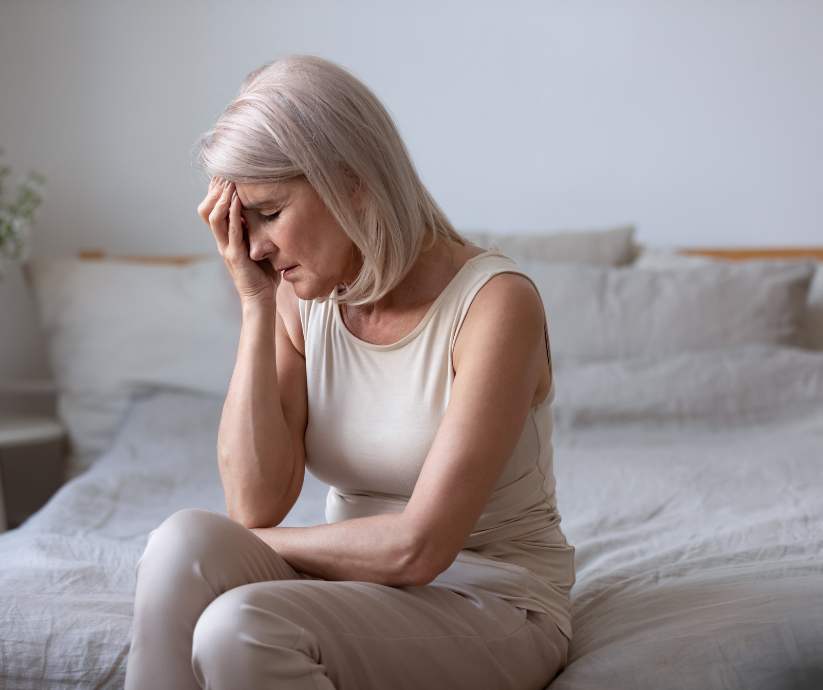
xmin=806 ymin=269 xmax=823 ymax=350
xmin=28 ymin=256 xmax=240 ymax=478
xmin=515 ymin=258 xmax=816 ymax=367
xmin=634 ymin=246 xmax=823 ymax=351
xmin=632 ymin=247 xmax=716 ymax=270
xmin=462 ymin=224 xmax=636 ymax=266
xmin=552 ymin=344 xmax=823 ymax=430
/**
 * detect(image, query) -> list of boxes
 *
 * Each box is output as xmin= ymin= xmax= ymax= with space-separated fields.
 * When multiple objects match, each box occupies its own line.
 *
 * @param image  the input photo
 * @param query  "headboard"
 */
xmin=74 ymin=246 xmax=823 ymax=264
xmin=677 ymin=247 xmax=823 ymax=261
xmin=76 ymin=249 xmax=211 ymax=265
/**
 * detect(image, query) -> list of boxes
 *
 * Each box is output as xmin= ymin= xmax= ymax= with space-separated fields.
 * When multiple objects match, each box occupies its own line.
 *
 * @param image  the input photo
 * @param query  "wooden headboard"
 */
xmin=76 ymin=246 xmax=823 ymax=264
xmin=677 ymin=246 xmax=823 ymax=261
xmin=76 ymin=249 xmax=210 ymax=265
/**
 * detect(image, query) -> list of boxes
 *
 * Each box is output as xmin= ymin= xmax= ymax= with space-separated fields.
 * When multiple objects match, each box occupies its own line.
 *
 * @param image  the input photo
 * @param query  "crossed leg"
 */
xmin=124 ymin=508 xmax=567 ymax=690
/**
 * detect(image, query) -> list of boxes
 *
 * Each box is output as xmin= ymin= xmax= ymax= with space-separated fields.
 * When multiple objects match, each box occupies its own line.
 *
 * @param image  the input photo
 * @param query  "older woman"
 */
xmin=124 ymin=54 xmax=574 ymax=690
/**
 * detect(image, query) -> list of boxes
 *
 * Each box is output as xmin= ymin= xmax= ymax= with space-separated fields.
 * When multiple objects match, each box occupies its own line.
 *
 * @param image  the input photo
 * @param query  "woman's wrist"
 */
xmin=241 ymin=296 xmax=276 ymax=317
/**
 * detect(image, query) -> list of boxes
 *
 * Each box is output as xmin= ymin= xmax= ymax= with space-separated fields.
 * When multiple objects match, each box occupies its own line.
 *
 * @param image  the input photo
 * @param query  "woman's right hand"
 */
xmin=197 ymin=176 xmax=280 ymax=305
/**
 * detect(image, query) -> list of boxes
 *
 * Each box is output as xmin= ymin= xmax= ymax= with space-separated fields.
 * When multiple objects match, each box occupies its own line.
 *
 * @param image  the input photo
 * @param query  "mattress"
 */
xmin=0 ymin=344 xmax=822 ymax=689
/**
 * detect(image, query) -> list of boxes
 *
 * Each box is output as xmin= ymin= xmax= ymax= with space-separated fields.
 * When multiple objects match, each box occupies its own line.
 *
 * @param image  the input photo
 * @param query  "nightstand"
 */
xmin=0 ymin=415 xmax=67 ymax=532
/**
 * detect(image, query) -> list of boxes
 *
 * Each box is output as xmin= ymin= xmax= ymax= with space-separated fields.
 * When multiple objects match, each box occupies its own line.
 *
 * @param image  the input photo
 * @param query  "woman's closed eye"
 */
xmin=260 ymin=211 xmax=281 ymax=221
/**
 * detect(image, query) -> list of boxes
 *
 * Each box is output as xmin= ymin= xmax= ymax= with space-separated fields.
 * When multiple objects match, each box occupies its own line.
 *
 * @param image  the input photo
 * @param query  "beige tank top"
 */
xmin=298 ymin=248 xmax=576 ymax=640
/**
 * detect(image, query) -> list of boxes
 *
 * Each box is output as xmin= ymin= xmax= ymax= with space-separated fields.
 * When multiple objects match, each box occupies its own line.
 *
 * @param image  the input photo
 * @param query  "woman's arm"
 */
xmin=218 ymin=297 xmax=300 ymax=528
xmin=198 ymin=178 xmax=299 ymax=527
xmin=250 ymin=513 xmax=421 ymax=587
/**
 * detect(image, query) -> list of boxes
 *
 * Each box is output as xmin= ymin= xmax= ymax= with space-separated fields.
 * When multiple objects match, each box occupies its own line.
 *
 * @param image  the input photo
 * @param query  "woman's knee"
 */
xmin=191 ymin=584 xmax=317 ymax=684
xmin=136 ymin=508 xmax=243 ymax=578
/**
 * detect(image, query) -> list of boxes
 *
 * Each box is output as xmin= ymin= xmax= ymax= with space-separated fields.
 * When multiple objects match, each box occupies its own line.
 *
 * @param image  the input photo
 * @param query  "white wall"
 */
xmin=2 ymin=0 xmax=822 ymax=384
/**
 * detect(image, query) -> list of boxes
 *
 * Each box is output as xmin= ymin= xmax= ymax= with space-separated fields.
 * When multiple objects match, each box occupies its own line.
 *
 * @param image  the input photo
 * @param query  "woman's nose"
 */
xmin=248 ymin=236 xmax=274 ymax=262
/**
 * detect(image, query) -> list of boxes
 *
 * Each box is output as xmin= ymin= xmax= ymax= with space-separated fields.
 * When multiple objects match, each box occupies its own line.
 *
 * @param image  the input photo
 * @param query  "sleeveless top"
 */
xmin=297 ymin=248 xmax=576 ymax=641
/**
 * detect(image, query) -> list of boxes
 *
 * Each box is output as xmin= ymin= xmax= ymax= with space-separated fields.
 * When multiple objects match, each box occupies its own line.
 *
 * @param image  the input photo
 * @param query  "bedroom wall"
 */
xmin=1 ymin=0 xmax=822 ymax=388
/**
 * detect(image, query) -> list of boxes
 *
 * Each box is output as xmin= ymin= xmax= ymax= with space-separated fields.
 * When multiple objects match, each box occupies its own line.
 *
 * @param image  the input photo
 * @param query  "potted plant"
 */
xmin=0 ymin=148 xmax=46 ymax=280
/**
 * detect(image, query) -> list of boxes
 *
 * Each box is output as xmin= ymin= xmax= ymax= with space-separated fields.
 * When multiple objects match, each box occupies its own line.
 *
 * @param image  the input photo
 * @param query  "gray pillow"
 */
xmin=634 ymin=247 xmax=823 ymax=352
xmin=515 ymin=259 xmax=817 ymax=367
xmin=462 ymin=225 xmax=636 ymax=266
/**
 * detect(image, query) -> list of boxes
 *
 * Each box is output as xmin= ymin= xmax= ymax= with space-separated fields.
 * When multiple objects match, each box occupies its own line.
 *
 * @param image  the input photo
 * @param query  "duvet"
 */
xmin=0 ymin=343 xmax=821 ymax=689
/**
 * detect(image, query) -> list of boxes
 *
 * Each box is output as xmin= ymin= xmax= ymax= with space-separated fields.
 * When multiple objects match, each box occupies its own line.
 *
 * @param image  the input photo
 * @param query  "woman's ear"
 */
xmin=342 ymin=166 xmax=365 ymax=212
xmin=351 ymin=181 xmax=366 ymax=212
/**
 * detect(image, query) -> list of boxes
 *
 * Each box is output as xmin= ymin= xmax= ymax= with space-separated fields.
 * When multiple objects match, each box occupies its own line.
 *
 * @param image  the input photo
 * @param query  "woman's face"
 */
xmin=234 ymin=177 xmax=361 ymax=300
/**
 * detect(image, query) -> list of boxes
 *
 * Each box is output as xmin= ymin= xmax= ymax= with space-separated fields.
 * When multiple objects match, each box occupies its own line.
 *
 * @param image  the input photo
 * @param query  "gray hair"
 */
xmin=193 ymin=54 xmax=466 ymax=306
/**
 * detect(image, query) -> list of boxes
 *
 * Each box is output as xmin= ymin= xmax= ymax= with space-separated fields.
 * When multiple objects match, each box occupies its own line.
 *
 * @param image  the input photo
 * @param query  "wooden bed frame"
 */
xmin=677 ymin=247 xmax=823 ymax=261
xmin=75 ymin=246 xmax=823 ymax=264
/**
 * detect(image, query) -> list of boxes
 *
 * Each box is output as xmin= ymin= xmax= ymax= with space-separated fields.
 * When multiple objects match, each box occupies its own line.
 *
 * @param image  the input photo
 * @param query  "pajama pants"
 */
xmin=124 ymin=508 xmax=569 ymax=690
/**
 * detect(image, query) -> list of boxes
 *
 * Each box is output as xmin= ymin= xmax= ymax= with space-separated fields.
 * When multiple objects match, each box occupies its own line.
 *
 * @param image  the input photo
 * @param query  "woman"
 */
xmin=125 ymin=54 xmax=574 ymax=690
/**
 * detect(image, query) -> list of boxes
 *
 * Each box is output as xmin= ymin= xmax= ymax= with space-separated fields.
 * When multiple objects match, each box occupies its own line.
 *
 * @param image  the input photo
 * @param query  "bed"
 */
xmin=2 ymin=230 xmax=822 ymax=689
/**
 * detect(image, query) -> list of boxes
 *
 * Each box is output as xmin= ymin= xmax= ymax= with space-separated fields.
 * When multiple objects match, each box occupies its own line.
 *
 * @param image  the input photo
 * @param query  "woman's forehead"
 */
xmin=236 ymin=180 xmax=293 ymax=207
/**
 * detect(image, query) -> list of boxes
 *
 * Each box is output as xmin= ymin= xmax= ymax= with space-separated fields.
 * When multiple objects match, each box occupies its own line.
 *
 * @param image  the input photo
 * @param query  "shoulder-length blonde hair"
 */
xmin=193 ymin=54 xmax=466 ymax=306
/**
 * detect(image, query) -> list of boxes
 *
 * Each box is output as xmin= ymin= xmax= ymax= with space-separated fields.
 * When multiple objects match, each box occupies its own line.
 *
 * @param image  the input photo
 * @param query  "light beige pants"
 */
xmin=124 ymin=508 xmax=569 ymax=690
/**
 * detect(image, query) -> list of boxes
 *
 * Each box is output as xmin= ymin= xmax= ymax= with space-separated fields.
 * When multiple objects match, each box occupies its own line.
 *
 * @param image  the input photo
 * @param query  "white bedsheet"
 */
xmin=1 ymin=345 xmax=822 ymax=689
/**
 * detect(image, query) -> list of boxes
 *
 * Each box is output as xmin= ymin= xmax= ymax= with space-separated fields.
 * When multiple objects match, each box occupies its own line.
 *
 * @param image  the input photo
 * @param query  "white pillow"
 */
xmin=632 ymin=247 xmax=716 ymax=270
xmin=515 ymin=258 xmax=816 ymax=367
xmin=552 ymin=344 xmax=823 ymax=430
xmin=634 ymin=247 xmax=823 ymax=351
xmin=28 ymin=256 xmax=241 ymax=478
xmin=462 ymin=224 xmax=636 ymax=266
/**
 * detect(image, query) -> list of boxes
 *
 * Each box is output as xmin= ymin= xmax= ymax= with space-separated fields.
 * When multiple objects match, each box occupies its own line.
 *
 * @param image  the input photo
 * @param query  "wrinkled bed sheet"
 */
xmin=0 ymin=344 xmax=822 ymax=689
